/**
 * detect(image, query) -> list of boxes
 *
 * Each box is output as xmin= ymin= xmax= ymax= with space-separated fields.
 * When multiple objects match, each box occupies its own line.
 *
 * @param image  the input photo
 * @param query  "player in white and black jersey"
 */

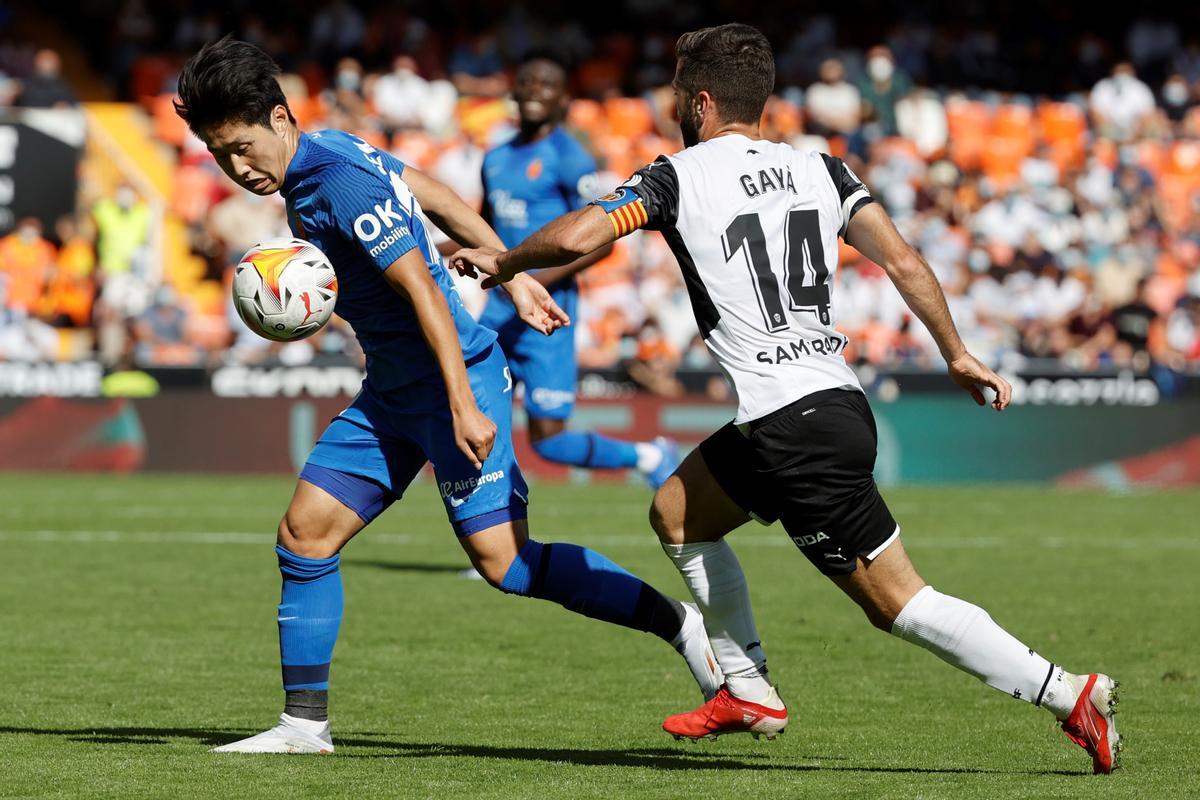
xmin=452 ymin=24 xmax=1120 ymax=774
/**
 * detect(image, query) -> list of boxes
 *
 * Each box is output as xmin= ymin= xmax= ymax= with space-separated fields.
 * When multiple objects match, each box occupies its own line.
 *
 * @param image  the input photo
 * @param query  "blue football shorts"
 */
xmin=301 ymin=343 xmax=529 ymax=536
xmin=478 ymin=283 xmax=578 ymax=421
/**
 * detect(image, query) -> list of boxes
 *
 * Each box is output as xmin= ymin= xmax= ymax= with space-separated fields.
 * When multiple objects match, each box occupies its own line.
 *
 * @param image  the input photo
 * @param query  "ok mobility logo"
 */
xmin=353 ymin=199 xmax=411 ymax=258
xmin=440 ymin=470 xmax=506 ymax=508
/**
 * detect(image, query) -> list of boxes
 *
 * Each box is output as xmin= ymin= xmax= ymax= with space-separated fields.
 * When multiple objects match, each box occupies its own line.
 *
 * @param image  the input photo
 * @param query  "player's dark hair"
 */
xmin=675 ymin=24 xmax=775 ymax=125
xmin=517 ymin=47 xmax=571 ymax=77
xmin=174 ymin=35 xmax=295 ymax=135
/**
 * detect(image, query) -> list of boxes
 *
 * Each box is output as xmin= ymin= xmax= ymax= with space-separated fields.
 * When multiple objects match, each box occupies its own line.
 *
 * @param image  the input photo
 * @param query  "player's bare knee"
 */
xmin=277 ymin=513 xmax=339 ymax=559
xmin=649 ymin=485 xmax=684 ymax=544
xmin=527 ymin=416 xmax=565 ymax=445
xmin=475 ymin=554 xmax=514 ymax=589
xmin=861 ymin=602 xmax=897 ymax=632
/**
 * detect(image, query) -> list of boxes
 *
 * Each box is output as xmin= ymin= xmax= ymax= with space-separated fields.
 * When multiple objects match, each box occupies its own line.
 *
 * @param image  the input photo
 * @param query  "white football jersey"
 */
xmin=594 ymin=134 xmax=871 ymax=423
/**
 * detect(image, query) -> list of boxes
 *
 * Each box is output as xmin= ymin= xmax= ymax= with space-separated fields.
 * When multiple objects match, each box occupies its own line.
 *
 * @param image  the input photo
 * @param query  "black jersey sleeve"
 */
xmin=590 ymin=155 xmax=680 ymax=235
xmin=819 ymin=153 xmax=874 ymax=236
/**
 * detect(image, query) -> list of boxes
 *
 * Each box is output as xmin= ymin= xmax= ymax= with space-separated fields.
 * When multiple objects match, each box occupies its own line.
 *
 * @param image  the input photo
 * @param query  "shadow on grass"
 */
xmin=0 ymin=726 xmax=1083 ymax=776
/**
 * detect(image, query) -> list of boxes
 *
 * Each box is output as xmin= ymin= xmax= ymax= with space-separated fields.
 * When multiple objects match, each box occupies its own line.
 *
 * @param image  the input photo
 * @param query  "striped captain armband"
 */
xmin=591 ymin=188 xmax=649 ymax=237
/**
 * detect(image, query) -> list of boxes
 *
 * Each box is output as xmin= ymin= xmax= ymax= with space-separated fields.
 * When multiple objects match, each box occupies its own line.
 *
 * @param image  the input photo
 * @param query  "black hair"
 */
xmin=517 ymin=47 xmax=571 ymax=77
xmin=174 ymin=35 xmax=295 ymax=135
xmin=675 ymin=24 xmax=775 ymax=125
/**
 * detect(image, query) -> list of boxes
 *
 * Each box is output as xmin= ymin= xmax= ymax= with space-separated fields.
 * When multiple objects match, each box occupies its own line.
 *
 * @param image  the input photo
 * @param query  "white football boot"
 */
xmin=211 ymin=713 xmax=334 ymax=754
xmin=672 ymin=602 xmax=724 ymax=701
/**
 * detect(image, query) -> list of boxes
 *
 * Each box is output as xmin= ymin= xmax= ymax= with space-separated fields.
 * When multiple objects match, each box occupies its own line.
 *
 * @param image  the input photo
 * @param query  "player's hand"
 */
xmin=948 ymin=352 xmax=1012 ymax=411
xmin=453 ymin=404 xmax=496 ymax=470
xmin=505 ymin=274 xmax=571 ymax=335
xmin=450 ymin=246 xmax=515 ymax=287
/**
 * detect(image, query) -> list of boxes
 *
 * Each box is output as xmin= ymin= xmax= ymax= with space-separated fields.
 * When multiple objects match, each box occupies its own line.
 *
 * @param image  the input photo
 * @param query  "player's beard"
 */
xmin=680 ymin=103 xmax=701 ymax=147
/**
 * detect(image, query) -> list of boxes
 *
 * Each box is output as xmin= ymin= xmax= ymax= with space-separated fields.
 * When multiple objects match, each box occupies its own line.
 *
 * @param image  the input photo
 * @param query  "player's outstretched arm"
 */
xmin=402 ymin=166 xmax=568 ymax=336
xmin=450 ymin=204 xmax=616 ymax=287
xmin=402 ymin=166 xmax=506 ymax=251
xmin=383 ymin=248 xmax=497 ymax=468
xmin=845 ymin=203 xmax=1011 ymax=411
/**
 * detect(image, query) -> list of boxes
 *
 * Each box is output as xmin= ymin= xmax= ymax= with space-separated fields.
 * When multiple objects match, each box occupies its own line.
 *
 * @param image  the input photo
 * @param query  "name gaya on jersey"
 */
xmin=281 ymin=130 xmax=495 ymax=391
xmin=589 ymin=135 xmax=873 ymax=422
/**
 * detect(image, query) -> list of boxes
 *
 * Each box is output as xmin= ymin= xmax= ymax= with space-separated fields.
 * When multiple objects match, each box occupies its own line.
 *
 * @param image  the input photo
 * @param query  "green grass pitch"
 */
xmin=1 ymin=473 xmax=1197 ymax=798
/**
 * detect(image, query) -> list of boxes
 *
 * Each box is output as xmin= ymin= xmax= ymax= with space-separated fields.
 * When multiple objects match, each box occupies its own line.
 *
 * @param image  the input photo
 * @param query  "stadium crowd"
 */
xmin=1 ymin=7 xmax=1198 ymax=386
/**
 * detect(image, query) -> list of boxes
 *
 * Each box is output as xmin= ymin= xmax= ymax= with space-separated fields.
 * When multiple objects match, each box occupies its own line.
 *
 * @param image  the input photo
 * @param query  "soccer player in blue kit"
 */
xmin=174 ymin=37 xmax=721 ymax=754
xmin=479 ymin=51 xmax=681 ymax=486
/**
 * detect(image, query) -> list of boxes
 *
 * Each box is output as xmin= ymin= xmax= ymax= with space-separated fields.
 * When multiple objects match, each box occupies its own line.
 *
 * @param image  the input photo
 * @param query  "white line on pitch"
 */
xmin=0 ymin=530 xmax=1197 ymax=550
xmin=0 ymin=530 xmax=412 ymax=545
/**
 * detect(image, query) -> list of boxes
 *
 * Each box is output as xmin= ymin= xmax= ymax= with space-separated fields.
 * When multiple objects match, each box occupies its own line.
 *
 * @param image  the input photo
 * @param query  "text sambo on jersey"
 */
xmin=593 ymin=133 xmax=872 ymax=423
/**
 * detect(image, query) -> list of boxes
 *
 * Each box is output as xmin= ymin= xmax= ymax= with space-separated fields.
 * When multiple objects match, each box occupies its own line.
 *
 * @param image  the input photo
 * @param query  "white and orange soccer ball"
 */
xmin=232 ymin=237 xmax=338 ymax=341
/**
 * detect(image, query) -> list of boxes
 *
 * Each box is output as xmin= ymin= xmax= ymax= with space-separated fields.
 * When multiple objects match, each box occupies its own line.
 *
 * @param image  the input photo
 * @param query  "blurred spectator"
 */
xmin=1108 ymin=279 xmax=1160 ymax=365
xmin=93 ymin=186 xmax=153 ymax=364
xmin=15 ymin=49 xmax=76 ymax=108
xmin=449 ymin=34 xmax=509 ymax=97
xmin=40 ymin=10 xmax=1200 ymax=379
xmin=323 ymin=57 xmax=367 ymax=128
xmin=857 ymin=45 xmax=912 ymax=139
xmin=134 ymin=287 xmax=200 ymax=365
xmin=627 ymin=319 xmax=683 ymax=397
xmin=1089 ymin=62 xmax=1156 ymax=142
xmin=1160 ymin=73 xmax=1194 ymax=126
xmin=207 ymin=190 xmax=288 ymax=266
xmin=40 ymin=215 xmax=96 ymax=328
xmin=895 ymin=87 xmax=947 ymax=159
xmin=0 ymin=304 xmax=58 ymax=361
xmin=804 ymin=58 xmax=861 ymax=139
xmin=0 ymin=219 xmax=55 ymax=315
xmin=310 ymin=0 xmax=367 ymax=62
xmin=1165 ymin=294 xmax=1200 ymax=365
xmin=973 ymin=188 xmax=1046 ymax=248
xmin=371 ymin=55 xmax=456 ymax=133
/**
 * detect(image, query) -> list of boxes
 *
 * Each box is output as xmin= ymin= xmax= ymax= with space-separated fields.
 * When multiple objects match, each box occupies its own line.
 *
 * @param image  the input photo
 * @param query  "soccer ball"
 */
xmin=233 ymin=237 xmax=338 ymax=341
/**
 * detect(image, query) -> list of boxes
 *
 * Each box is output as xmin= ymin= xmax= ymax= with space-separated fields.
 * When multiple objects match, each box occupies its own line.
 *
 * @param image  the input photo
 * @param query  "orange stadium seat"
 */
xmin=567 ymin=99 xmax=607 ymax=139
xmin=594 ymin=134 xmax=638 ymax=178
xmin=171 ymin=165 xmax=218 ymax=225
xmin=1038 ymin=101 xmax=1087 ymax=171
xmin=129 ymin=56 xmax=174 ymax=108
xmin=763 ymin=97 xmax=802 ymax=140
xmin=1092 ymin=138 xmax=1119 ymax=170
xmin=576 ymin=58 xmax=623 ymax=99
xmin=633 ymin=134 xmax=678 ymax=169
xmin=993 ymin=104 xmax=1035 ymax=156
xmin=946 ymin=99 xmax=991 ymax=171
xmin=353 ymin=129 xmax=388 ymax=152
xmin=603 ymin=97 xmax=654 ymax=139
xmin=152 ymin=94 xmax=188 ymax=148
xmin=390 ymin=130 xmax=437 ymax=169
xmin=981 ymin=136 xmax=1028 ymax=190
xmin=873 ymin=136 xmax=922 ymax=164
xmin=1165 ymin=141 xmax=1200 ymax=185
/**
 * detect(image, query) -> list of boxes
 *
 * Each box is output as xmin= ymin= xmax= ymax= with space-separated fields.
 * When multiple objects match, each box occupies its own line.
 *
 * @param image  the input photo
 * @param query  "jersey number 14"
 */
xmin=722 ymin=209 xmax=830 ymax=332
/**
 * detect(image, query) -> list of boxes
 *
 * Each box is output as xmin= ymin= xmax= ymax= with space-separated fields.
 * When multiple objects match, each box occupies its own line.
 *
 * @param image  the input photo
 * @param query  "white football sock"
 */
xmin=635 ymin=442 xmax=664 ymax=473
xmin=892 ymin=586 xmax=1079 ymax=716
xmin=661 ymin=539 xmax=772 ymax=701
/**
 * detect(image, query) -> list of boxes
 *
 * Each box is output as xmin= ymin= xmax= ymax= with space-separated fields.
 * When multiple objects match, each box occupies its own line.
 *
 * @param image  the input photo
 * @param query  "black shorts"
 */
xmin=699 ymin=388 xmax=899 ymax=577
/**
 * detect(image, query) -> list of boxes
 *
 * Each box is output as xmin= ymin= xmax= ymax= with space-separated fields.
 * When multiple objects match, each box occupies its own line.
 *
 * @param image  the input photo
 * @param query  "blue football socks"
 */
xmin=276 ymin=545 xmax=342 ymax=720
xmin=499 ymin=538 xmax=685 ymax=642
xmin=531 ymin=430 xmax=639 ymax=470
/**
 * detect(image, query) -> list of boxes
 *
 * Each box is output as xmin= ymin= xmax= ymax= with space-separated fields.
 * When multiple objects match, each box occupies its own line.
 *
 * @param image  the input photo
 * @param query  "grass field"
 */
xmin=1 ymin=473 xmax=1197 ymax=799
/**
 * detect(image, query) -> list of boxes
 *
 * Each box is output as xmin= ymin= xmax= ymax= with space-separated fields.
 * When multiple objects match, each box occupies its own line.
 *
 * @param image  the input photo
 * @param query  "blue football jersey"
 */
xmin=281 ymin=130 xmax=496 ymax=392
xmin=482 ymin=126 xmax=600 ymax=253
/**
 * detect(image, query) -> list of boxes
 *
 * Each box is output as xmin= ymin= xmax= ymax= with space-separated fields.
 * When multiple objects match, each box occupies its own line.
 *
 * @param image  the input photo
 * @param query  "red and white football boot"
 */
xmin=1059 ymin=673 xmax=1121 ymax=774
xmin=663 ymin=684 xmax=788 ymax=741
